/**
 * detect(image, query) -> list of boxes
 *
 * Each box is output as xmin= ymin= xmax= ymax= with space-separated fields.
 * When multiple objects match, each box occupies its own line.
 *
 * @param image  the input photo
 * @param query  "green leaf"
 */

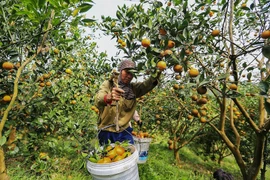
xmin=81 ymin=18 xmax=96 ymax=23
xmin=150 ymin=58 xmax=156 ymax=68
xmin=259 ymin=81 xmax=269 ymax=94
xmin=0 ymin=136 xmax=7 ymax=146
xmin=79 ymin=3 xmax=93 ymax=13
xmin=265 ymin=99 xmax=270 ymax=114
xmin=247 ymin=72 xmax=252 ymax=80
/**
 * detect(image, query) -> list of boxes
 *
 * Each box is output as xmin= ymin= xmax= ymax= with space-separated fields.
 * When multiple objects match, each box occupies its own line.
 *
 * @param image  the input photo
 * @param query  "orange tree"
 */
xmin=0 ymin=0 xmax=112 ymax=178
xmin=135 ymin=83 xmax=211 ymax=165
xmin=99 ymin=0 xmax=270 ymax=179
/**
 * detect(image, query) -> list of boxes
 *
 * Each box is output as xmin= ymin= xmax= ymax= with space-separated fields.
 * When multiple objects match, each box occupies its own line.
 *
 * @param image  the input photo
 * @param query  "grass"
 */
xmin=6 ymin=139 xmax=269 ymax=180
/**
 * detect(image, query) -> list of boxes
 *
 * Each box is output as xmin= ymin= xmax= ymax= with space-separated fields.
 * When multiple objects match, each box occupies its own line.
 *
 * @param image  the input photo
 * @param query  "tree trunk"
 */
xmin=174 ymin=148 xmax=181 ymax=165
xmin=246 ymin=133 xmax=266 ymax=180
xmin=0 ymin=147 xmax=9 ymax=180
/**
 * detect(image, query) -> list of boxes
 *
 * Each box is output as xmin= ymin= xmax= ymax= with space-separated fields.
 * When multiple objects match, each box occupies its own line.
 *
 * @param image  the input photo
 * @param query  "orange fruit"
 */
xmin=143 ymin=132 xmax=149 ymax=137
xmin=3 ymin=95 xmax=11 ymax=102
xmin=168 ymin=140 xmax=173 ymax=145
xmin=98 ymin=157 xmax=112 ymax=164
xmin=107 ymin=148 xmax=117 ymax=159
xmin=106 ymin=145 xmax=113 ymax=151
xmin=229 ymin=84 xmax=238 ymax=90
xmin=160 ymin=50 xmax=166 ymax=57
xmin=141 ymin=38 xmax=151 ymax=47
xmin=187 ymin=115 xmax=193 ymax=120
xmin=241 ymin=3 xmax=247 ymax=8
xmin=121 ymin=41 xmax=126 ymax=47
xmin=115 ymin=145 xmax=125 ymax=156
xmin=71 ymin=100 xmax=76 ymax=104
xmin=43 ymin=74 xmax=50 ymax=79
xmin=200 ymin=110 xmax=207 ymax=116
xmin=131 ymin=131 xmax=137 ymax=136
xmin=139 ymin=131 xmax=144 ymax=138
xmin=164 ymin=49 xmax=173 ymax=56
xmin=157 ymin=61 xmax=166 ymax=71
xmin=211 ymin=29 xmax=220 ymax=36
xmin=191 ymin=109 xmax=199 ymax=117
xmin=65 ymin=69 xmax=72 ymax=74
xmin=197 ymin=86 xmax=207 ymax=94
xmin=118 ymin=39 xmax=123 ymax=43
xmin=53 ymin=48 xmax=60 ymax=54
xmin=167 ymin=40 xmax=175 ymax=48
xmin=191 ymin=95 xmax=198 ymax=101
xmin=189 ymin=68 xmax=199 ymax=77
xmin=45 ymin=82 xmax=52 ymax=86
xmin=39 ymin=82 xmax=45 ymax=87
xmin=2 ymin=62 xmax=14 ymax=70
xmin=261 ymin=30 xmax=270 ymax=39
xmin=185 ymin=49 xmax=192 ymax=55
xmin=197 ymin=98 xmax=208 ymax=105
xmin=112 ymin=155 xmax=125 ymax=162
xmin=200 ymin=117 xmax=207 ymax=123
xmin=159 ymin=28 xmax=167 ymax=35
xmin=173 ymin=64 xmax=183 ymax=73
xmin=175 ymin=74 xmax=181 ymax=80
xmin=173 ymin=84 xmax=179 ymax=90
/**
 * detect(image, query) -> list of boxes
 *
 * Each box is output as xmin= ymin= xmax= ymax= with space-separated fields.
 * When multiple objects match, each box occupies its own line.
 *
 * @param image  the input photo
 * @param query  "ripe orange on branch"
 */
xmin=229 ymin=83 xmax=238 ymax=90
xmin=211 ymin=29 xmax=220 ymax=37
xmin=164 ymin=49 xmax=173 ymax=56
xmin=173 ymin=64 xmax=183 ymax=73
xmin=141 ymin=38 xmax=151 ymax=47
xmin=3 ymin=95 xmax=12 ymax=102
xmin=159 ymin=28 xmax=167 ymax=35
xmin=261 ymin=30 xmax=270 ymax=39
xmin=157 ymin=61 xmax=166 ymax=71
xmin=167 ymin=40 xmax=175 ymax=48
xmin=2 ymin=62 xmax=14 ymax=70
xmin=197 ymin=86 xmax=207 ymax=94
xmin=189 ymin=68 xmax=199 ymax=77
xmin=209 ymin=11 xmax=214 ymax=17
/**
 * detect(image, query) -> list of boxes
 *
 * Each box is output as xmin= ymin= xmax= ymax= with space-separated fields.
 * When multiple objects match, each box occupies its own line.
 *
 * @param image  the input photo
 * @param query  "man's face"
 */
xmin=121 ymin=69 xmax=134 ymax=84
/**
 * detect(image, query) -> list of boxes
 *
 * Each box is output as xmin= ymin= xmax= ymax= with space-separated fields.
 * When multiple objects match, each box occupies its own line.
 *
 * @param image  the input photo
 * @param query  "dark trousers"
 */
xmin=98 ymin=127 xmax=134 ymax=145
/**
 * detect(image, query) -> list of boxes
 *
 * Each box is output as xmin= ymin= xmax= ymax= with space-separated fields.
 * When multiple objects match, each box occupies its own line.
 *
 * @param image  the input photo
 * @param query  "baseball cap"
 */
xmin=118 ymin=60 xmax=137 ymax=72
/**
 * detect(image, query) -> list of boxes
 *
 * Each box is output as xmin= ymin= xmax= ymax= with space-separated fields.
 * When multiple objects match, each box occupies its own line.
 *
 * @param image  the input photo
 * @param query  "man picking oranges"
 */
xmin=95 ymin=60 xmax=161 ymax=145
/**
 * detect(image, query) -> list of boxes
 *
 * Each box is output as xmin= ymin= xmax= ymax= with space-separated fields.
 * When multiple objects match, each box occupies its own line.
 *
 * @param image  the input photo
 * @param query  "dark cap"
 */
xmin=118 ymin=60 xmax=136 ymax=72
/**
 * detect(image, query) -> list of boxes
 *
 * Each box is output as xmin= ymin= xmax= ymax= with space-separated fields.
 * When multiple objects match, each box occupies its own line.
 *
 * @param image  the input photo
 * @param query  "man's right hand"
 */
xmin=111 ymin=87 xmax=125 ymax=101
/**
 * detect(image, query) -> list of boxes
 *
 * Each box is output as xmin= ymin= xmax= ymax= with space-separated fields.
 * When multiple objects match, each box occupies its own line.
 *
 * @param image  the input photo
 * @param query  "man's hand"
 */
xmin=111 ymin=87 xmax=125 ymax=101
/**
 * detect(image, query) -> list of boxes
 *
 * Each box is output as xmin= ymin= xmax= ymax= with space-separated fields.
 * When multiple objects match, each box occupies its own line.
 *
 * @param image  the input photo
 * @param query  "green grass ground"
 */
xmin=6 ymin=140 xmax=269 ymax=180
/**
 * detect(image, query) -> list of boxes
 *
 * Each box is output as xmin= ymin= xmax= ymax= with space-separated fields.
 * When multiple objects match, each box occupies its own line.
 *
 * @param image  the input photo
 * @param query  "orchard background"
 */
xmin=1 ymin=0 xmax=270 ymax=179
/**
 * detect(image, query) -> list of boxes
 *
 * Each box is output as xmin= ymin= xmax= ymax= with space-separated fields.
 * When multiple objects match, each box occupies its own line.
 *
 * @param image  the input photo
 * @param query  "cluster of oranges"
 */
xmin=38 ymin=73 xmax=52 ymax=87
xmin=131 ymin=131 xmax=150 ymax=138
xmin=167 ymin=139 xmax=173 ymax=150
xmin=91 ymin=105 xmax=99 ymax=114
xmin=1 ymin=62 xmax=15 ymax=103
xmin=88 ymin=142 xmax=133 ymax=164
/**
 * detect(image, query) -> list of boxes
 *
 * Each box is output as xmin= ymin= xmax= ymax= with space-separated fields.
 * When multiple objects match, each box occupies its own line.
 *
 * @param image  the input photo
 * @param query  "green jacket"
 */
xmin=95 ymin=76 xmax=158 ymax=132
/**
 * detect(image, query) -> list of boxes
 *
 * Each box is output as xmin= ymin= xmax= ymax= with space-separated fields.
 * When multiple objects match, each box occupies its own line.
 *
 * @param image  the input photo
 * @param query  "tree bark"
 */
xmin=0 ymin=148 xmax=9 ymax=180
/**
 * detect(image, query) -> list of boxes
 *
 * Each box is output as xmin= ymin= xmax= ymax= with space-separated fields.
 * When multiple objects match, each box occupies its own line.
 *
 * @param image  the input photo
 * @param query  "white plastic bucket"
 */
xmin=87 ymin=145 xmax=139 ymax=180
xmin=133 ymin=136 xmax=152 ymax=164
